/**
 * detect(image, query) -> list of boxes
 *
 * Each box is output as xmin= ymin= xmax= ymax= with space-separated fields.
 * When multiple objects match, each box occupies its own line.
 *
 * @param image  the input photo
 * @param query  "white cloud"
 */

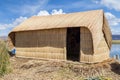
xmin=0 ymin=16 xmax=27 ymax=30
xmin=105 ymin=12 xmax=120 ymax=35
xmin=37 ymin=9 xmax=65 ymax=16
xmin=101 ymin=0 xmax=120 ymax=11
xmin=37 ymin=10 xmax=50 ymax=16
xmin=93 ymin=0 xmax=120 ymax=11
xmin=51 ymin=9 xmax=66 ymax=15
xmin=105 ymin=12 xmax=120 ymax=26
xmin=12 ymin=16 xmax=27 ymax=27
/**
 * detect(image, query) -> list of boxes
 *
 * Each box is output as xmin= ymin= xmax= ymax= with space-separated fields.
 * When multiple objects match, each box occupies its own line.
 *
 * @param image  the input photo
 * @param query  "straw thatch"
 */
xmin=8 ymin=9 xmax=112 ymax=63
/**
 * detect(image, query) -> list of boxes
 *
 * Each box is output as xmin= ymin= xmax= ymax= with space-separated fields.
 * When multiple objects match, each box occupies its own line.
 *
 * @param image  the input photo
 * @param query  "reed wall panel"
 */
xmin=16 ymin=51 xmax=65 ymax=60
xmin=80 ymin=27 xmax=93 ymax=62
xmin=15 ymin=28 xmax=66 ymax=60
xmin=93 ymin=35 xmax=109 ymax=62
xmin=103 ymin=15 xmax=112 ymax=49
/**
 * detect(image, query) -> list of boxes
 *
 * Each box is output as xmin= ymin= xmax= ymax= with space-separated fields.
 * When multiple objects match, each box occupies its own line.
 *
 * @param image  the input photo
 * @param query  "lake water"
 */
xmin=110 ymin=44 xmax=120 ymax=60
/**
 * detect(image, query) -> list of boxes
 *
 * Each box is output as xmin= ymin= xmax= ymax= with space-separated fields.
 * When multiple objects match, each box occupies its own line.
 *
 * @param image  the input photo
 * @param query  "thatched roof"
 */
xmin=9 ymin=9 xmax=112 ymax=51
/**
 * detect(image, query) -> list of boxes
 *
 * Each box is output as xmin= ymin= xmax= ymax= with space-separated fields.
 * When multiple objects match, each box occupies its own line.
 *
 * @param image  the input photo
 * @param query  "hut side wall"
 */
xmin=15 ymin=28 xmax=66 ymax=60
xmin=80 ymin=27 xmax=94 ymax=63
xmin=8 ymin=33 xmax=15 ymax=50
xmin=103 ymin=15 xmax=112 ymax=49
xmin=93 ymin=35 xmax=109 ymax=62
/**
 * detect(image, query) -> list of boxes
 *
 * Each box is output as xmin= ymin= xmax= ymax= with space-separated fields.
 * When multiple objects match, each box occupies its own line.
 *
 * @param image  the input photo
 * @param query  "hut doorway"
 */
xmin=67 ymin=27 xmax=80 ymax=61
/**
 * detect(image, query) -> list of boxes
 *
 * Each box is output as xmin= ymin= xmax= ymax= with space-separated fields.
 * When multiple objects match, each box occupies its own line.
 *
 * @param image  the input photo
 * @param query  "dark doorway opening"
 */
xmin=67 ymin=27 xmax=80 ymax=61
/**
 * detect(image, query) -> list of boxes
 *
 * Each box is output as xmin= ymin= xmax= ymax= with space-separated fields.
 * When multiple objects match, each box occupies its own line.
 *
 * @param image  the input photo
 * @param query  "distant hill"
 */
xmin=112 ymin=35 xmax=120 ymax=40
xmin=0 ymin=36 xmax=7 ymax=41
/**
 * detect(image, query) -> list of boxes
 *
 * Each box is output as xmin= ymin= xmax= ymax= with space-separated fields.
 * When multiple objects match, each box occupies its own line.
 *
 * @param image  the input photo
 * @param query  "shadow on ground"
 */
xmin=110 ymin=62 xmax=120 ymax=75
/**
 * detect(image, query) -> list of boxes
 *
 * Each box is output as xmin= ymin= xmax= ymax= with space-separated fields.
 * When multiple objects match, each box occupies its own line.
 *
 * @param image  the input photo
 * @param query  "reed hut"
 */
xmin=8 ymin=10 xmax=112 ymax=63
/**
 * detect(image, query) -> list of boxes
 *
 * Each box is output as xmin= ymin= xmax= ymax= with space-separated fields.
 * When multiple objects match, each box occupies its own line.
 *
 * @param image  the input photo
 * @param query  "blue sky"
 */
xmin=0 ymin=0 xmax=120 ymax=36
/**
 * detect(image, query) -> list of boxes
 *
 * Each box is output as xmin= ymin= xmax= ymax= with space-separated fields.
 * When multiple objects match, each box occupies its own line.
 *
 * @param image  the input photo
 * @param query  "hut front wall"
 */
xmin=93 ymin=35 xmax=109 ymax=62
xmin=15 ymin=28 xmax=66 ymax=60
xmin=80 ymin=27 xmax=94 ymax=63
